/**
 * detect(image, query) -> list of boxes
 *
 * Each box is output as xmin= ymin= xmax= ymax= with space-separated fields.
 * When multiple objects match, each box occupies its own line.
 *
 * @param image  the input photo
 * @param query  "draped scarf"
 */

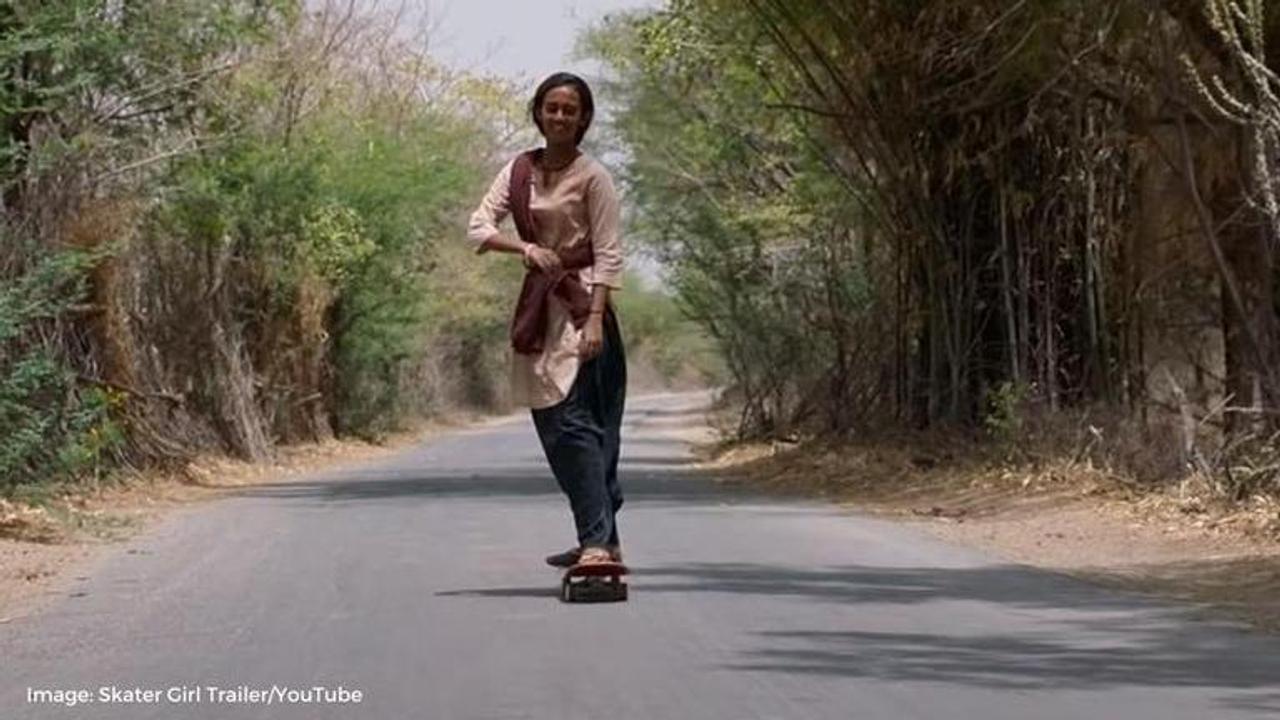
xmin=508 ymin=149 xmax=595 ymax=355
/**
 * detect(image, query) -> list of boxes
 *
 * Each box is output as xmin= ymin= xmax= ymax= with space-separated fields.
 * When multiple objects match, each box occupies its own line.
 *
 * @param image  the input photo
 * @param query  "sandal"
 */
xmin=544 ymin=545 xmax=623 ymax=568
xmin=576 ymin=546 xmax=614 ymax=565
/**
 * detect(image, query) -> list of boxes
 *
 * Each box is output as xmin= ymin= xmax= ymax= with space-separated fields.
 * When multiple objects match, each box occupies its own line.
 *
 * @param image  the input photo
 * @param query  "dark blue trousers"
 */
xmin=531 ymin=307 xmax=626 ymax=549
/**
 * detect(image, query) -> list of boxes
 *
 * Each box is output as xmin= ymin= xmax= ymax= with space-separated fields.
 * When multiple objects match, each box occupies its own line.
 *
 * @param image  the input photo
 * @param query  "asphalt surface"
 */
xmin=3 ymin=390 xmax=1280 ymax=719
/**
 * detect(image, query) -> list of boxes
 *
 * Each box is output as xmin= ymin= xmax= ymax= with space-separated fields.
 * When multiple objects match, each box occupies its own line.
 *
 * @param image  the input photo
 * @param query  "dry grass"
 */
xmin=697 ymin=396 xmax=1280 ymax=541
xmin=0 ymin=500 xmax=62 ymax=544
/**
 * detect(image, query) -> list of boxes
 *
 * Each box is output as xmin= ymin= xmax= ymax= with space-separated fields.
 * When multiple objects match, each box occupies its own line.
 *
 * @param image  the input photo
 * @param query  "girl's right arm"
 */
xmin=466 ymin=161 xmax=560 ymax=272
xmin=467 ymin=161 xmax=518 ymax=256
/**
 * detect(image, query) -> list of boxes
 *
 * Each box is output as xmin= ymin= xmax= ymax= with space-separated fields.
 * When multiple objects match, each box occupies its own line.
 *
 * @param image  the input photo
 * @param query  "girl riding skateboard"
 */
xmin=467 ymin=72 xmax=628 ymax=573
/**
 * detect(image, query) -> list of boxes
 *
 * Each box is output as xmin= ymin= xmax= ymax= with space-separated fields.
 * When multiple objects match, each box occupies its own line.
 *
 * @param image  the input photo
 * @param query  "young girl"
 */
xmin=466 ymin=72 xmax=627 ymax=568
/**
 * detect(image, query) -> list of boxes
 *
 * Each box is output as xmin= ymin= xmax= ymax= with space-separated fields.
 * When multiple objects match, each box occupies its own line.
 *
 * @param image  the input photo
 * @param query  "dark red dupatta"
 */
xmin=508 ymin=150 xmax=595 ymax=355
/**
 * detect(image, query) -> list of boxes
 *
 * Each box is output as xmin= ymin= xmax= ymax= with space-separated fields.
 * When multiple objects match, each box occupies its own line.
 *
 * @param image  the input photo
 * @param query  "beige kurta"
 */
xmin=467 ymin=153 xmax=624 ymax=409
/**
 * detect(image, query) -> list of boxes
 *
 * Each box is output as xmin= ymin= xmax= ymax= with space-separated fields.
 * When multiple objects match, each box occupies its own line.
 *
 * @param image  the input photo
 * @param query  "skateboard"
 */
xmin=560 ymin=561 xmax=629 ymax=603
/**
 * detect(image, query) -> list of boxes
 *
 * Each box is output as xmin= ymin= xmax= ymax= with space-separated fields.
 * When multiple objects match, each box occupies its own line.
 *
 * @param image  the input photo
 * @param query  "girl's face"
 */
xmin=538 ymin=85 xmax=586 ymax=146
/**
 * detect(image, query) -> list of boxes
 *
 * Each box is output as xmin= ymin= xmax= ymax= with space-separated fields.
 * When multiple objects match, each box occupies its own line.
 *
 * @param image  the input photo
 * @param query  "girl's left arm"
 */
xmin=580 ymin=168 xmax=624 ymax=358
xmin=587 ymin=168 xmax=624 ymax=297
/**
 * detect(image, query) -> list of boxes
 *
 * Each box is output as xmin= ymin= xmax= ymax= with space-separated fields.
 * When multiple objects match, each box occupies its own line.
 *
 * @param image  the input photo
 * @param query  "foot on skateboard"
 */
xmin=560 ymin=561 xmax=629 ymax=603
xmin=545 ymin=545 xmax=623 ymax=569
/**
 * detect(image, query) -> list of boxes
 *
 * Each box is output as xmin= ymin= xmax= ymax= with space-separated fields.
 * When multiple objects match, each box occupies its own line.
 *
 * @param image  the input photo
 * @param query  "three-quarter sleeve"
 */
xmin=586 ymin=166 xmax=624 ymax=290
xmin=467 ymin=160 xmax=514 ymax=249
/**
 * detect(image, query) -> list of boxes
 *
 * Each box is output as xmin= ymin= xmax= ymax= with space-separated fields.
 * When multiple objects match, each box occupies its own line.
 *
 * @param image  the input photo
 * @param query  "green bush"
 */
xmin=0 ymin=250 xmax=123 ymax=487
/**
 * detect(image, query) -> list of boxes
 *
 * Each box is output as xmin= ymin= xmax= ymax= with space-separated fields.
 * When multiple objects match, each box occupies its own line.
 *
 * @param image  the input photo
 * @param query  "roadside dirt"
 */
xmin=695 ymin=435 xmax=1280 ymax=632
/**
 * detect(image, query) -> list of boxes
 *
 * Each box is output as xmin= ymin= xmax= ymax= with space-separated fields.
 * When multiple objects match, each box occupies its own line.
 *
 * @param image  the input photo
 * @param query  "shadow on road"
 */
xmin=231 ymin=466 xmax=780 ymax=508
xmin=636 ymin=562 xmax=1151 ymax=610
xmin=628 ymin=405 xmax=712 ymax=419
xmin=430 ymin=560 xmax=1280 ymax=704
xmin=435 ymin=587 xmax=557 ymax=599
xmin=627 ymin=562 xmax=1280 ymax=698
xmin=727 ymin=627 xmax=1280 ymax=690
xmin=1220 ymin=693 xmax=1280 ymax=714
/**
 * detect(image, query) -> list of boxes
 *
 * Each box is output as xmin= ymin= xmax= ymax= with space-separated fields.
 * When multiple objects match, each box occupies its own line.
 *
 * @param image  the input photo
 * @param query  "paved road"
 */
xmin=3 ymin=391 xmax=1280 ymax=719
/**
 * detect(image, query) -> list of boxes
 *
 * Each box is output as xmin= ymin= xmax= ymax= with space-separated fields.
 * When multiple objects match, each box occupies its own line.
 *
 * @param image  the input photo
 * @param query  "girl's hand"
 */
xmin=524 ymin=245 xmax=563 ymax=274
xmin=579 ymin=313 xmax=604 ymax=359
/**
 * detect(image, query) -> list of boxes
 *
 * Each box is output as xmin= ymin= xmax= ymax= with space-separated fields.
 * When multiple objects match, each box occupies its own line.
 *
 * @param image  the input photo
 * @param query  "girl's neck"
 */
xmin=542 ymin=143 xmax=579 ymax=170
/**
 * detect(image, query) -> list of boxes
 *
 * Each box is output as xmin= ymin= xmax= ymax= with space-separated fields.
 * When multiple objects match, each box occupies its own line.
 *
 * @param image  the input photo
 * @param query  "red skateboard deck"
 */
xmin=561 ymin=561 xmax=629 ymax=603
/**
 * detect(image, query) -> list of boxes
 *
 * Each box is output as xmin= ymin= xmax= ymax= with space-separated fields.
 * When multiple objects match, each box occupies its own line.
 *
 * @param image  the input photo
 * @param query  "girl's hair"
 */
xmin=529 ymin=72 xmax=594 ymax=145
